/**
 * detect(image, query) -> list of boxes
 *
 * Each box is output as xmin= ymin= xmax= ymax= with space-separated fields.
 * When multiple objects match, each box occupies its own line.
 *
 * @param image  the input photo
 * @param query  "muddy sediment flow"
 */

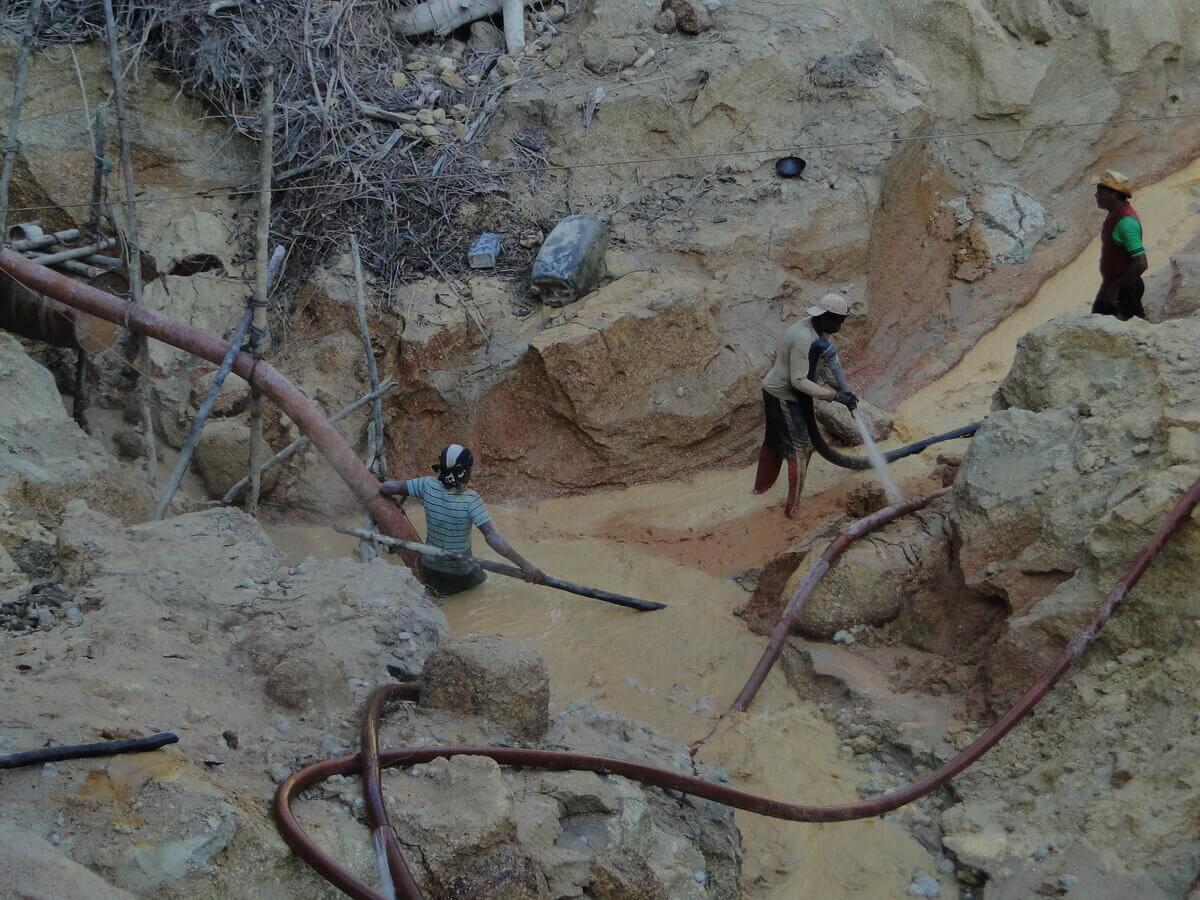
xmin=265 ymin=159 xmax=1200 ymax=898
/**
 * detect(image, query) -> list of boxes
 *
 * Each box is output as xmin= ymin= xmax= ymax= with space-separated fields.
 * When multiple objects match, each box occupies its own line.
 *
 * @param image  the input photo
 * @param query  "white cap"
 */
xmin=806 ymin=292 xmax=850 ymax=318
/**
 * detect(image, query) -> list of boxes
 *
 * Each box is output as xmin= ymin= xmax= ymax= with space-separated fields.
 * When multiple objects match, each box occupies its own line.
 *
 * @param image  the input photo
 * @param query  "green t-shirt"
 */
xmin=1111 ymin=216 xmax=1145 ymax=258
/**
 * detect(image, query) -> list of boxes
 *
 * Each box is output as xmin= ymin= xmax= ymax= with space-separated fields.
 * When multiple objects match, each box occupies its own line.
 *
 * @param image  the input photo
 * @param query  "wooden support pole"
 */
xmin=155 ymin=246 xmax=285 ymax=520
xmin=501 ymin=0 xmax=526 ymax=56
xmin=0 ymin=0 xmax=43 ymax=241
xmin=156 ymin=310 xmax=252 ymax=520
xmin=350 ymin=234 xmax=388 ymax=562
xmin=246 ymin=67 xmax=275 ymax=515
xmin=103 ymin=0 xmax=158 ymax=486
xmin=350 ymin=235 xmax=387 ymax=478
xmin=88 ymin=106 xmax=108 ymax=237
xmin=221 ymin=380 xmax=396 ymax=504
xmin=72 ymin=347 xmax=89 ymax=432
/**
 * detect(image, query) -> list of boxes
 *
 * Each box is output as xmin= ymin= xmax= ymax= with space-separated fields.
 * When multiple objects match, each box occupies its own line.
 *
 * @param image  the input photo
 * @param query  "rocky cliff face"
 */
xmin=769 ymin=311 xmax=1200 ymax=896
xmin=372 ymin=0 xmax=1200 ymax=493
xmin=931 ymin=312 xmax=1200 ymax=897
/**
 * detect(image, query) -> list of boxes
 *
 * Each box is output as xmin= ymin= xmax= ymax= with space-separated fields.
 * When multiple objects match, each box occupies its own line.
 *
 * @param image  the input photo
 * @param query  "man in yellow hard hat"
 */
xmin=1093 ymin=170 xmax=1149 ymax=321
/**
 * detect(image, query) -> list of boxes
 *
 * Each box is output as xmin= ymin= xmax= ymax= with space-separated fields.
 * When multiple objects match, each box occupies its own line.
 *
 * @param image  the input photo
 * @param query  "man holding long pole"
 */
xmin=380 ymin=444 xmax=545 ymax=597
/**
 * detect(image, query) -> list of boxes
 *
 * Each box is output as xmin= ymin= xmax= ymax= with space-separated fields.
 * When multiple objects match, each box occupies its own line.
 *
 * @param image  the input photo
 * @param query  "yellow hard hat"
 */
xmin=1097 ymin=169 xmax=1133 ymax=198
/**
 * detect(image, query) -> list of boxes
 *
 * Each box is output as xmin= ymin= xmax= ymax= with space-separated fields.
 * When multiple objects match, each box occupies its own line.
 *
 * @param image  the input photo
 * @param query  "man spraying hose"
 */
xmin=380 ymin=444 xmax=545 ymax=597
xmin=754 ymin=293 xmax=859 ymax=518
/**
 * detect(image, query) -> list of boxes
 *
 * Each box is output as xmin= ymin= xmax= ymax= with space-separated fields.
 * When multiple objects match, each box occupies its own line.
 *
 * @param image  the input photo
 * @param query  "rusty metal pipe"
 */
xmin=0 ymin=251 xmax=423 ymax=568
xmin=732 ymin=488 xmax=950 ymax=712
xmin=276 ymin=473 xmax=1200 ymax=900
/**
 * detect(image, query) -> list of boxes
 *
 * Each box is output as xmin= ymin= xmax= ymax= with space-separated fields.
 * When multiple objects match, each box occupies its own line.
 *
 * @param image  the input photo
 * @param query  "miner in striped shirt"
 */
xmin=380 ymin=444 xmax=545 ymax=597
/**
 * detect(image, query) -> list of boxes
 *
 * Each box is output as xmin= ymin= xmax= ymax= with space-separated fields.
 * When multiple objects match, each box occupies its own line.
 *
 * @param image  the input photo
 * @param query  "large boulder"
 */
xmin=814 ymin=397 xmax=894 ymax=446
xmin=1145 ymin=237 xmax=1200 ymax=322
xmin=386 ymin=271 xmax=761 ymax=494
xmin=381 ymin=704 xmax=741 ymax=900
xmin=189 ymin=368 xmax=251 ymax=418
xmin=785 ymin=508 xmax=950 ymax=638
xmin=421 ymin=634 xmax=550 ymax=741
xmin=194 ymin=419 xmax=276 ymax=500
xmin=809 ymin=313 xmax=1200 ymax=895
xmin=951 ymin=314 xmax=1195 ymax=629
xmin=265 ymin=646 xmax=352 ymax=713
xmin=0 ymin=334 xmax=148 ymax=521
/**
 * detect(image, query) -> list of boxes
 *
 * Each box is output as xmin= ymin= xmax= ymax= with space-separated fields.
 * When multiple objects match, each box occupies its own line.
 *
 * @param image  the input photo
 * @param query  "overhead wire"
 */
xmin=4 ymin=110 xmax=1200 ymax=217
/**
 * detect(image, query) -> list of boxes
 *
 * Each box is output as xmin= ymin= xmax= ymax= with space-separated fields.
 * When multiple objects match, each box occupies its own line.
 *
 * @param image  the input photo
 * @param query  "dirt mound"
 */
xmin=0 ymin=475 xmax=739 ymax=898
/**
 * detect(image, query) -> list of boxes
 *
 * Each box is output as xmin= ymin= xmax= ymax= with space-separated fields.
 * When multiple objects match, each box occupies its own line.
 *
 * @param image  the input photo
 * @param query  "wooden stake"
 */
xmin=103 ymin=0 xmax=158 ymax=486
xmin=155 ymin=245 xmax=286 ymax=520
xmin=350 ymin=234 xmax=388 ymax=561
xmin=87 ymin=106 xmax=108 ymax=237
xmin=222 ymin=379 xmax=396 ymax=504
xmin=246 ymin=67 xmax=275 ymax=514
xmin=501 ymin=0 xmax=526 ymax=56
xmin=72 ymin=347 xmax=89 ymax=432
xmin=0 ymin=0 xmax=43 ymax=241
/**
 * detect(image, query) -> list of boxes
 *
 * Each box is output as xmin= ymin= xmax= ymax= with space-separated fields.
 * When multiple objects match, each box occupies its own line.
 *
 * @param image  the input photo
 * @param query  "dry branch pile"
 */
xmin=1 ymin=0 xmax=559 ymax=294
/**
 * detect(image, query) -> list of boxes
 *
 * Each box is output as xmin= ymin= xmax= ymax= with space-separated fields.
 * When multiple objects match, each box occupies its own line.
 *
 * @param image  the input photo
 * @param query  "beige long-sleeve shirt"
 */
xmin=761 ymin=318 xmax=839 ymax=403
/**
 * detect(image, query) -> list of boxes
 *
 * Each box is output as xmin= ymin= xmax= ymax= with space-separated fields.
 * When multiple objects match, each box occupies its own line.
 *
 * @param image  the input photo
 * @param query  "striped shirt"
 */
xmin=404 ymin=476 xmax=491 ymax=574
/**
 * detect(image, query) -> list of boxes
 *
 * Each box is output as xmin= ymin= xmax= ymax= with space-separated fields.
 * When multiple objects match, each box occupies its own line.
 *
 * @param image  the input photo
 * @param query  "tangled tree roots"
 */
xmin=1 ymin=0 xmax=559 ymax=293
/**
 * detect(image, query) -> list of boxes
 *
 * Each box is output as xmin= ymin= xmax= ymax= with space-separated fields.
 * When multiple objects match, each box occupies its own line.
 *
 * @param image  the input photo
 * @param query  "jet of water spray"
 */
xmin=852 ymin=410 xmax=905 ymax=505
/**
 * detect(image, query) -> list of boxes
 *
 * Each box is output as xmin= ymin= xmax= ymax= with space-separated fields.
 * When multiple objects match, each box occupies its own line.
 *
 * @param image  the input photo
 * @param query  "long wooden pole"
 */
xmin=350 ymin=234 xmax=388 ymax=562
xmin=0 ymin=0 xmax=43 ymax=241
xmin=103 ymin=0 xmax=158 ymax=486
xmin=335 ymin=525 xmax=667 ymax=611
xmin=350 ymin=235 xmax=387 ymax=477
xmin=154 ymin=245 xmax=286 ymax=520
xmin=87 ymin=106 xmax=108 ymax=237
xmin=245 ymin=67 xmax=275 ymax=514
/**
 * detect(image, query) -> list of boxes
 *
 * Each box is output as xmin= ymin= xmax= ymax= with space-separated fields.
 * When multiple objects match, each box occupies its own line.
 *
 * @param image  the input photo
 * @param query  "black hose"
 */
xmin=798 ymin=395 xmax=981 ymax=471
xmin=0 ymin=732 xmax=178 ymax=769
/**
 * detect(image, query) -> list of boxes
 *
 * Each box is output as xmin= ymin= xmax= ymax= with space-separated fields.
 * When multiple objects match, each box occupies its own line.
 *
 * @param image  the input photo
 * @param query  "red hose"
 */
xmin=731 ymin=488 xmax=949 ymax=712
xmin=360 ymin=685 xmax=423 ymax=898
xmin=0 ymin=251 xmax=423 ymax=570
xmin=274 ymin=471 xmax=1200 ymax=899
